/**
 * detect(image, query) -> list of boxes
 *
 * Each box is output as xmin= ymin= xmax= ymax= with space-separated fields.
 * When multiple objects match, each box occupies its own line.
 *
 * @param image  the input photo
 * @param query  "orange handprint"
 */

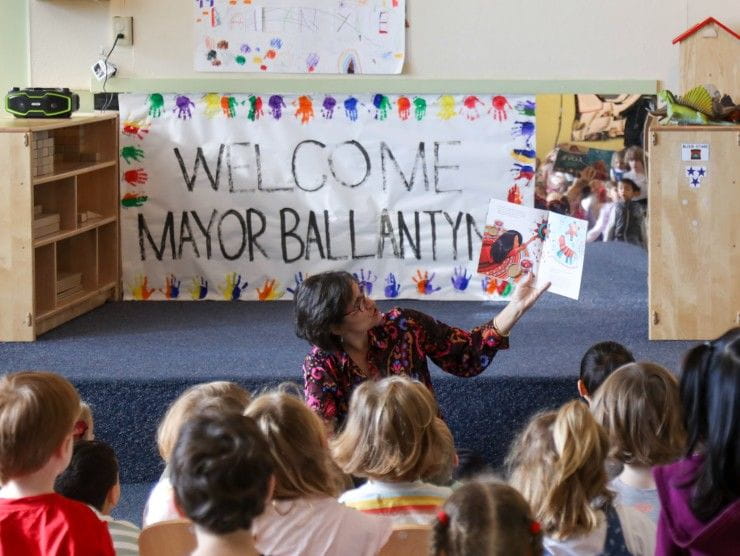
xmin=256 ymin=278 xmax=285 ymax=300
xmin=412 ymin=270 xmax=441 ymax=295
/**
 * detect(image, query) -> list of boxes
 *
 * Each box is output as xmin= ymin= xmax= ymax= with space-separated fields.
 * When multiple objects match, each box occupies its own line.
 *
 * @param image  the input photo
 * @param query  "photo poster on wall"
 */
xmin=194 ymin=0 xmax=406 ymax=74
xmin=118 ymin=93 xmax=536 ymax=301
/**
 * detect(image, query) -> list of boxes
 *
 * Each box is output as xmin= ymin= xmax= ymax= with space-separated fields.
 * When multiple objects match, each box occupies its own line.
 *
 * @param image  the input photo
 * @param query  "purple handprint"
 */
xmin=306 ymin=52 xmax=320 ymax=72
xmin=268 ymin=95 xmax=286 ymax=120
xmin=450 ymin=266 xmax=471 ymax=291
xmin=353 ymin=269 xmax=377 ymax=296
xmin=385 ymin=273 xmax=401 ymax=298
xmin=174 ymin=95 xmax=195 ymax=120
xmin=321 ymin=96 xmax=337 ymax=119
xmin=512 ymin=120 xmax=535 ymax=148
xmin=286 ymin=272 xmax=306 ymax=296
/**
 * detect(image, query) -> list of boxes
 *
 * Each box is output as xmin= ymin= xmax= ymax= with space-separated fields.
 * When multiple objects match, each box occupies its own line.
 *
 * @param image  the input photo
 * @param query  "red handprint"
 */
xmin=124 ymin=168 xmax=149 ymax=186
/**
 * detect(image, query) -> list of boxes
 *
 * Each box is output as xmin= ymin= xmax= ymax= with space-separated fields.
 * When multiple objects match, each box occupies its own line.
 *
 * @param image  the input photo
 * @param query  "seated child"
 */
xmin=246 ymin=389 xmax=392 ymax=556
xmin=507 ymin=401 xmax=644 ymax=555
xmin=613 ymin=178 xmax=646 ymax=248
xmin=431 ymin=479 xmax=543 ymax=556
xmin=591 ymin=363 xmax=686 ymax=555
xmin=654 ymin=327 xmax=740 ymax=555
xmin=143 ymin=381 xmax=251 ymax=526
xmin=578 ymin=340 xmax=634 ymax=403
xmin=621 ymin=145 xmax=647 ymax=201
xmin=586 ymin=181 xmax=619 ymax=242
xmin=170 ymin=412 xmax=274 ymax=556
xmin=55 ymin=440 xmax=141 ymax=556
xmin=332 ymin=376 xmax=453 ymax=525
xmin=424 ymin=417 xmax=458 ymax=488
xmin=0 ymin=371 xmax=114 ymax=556
xmin=73 ymin=401 xmax=95 ymax=441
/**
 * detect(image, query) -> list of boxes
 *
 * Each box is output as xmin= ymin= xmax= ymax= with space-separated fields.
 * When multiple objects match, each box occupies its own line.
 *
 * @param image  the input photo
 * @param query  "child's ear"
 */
xmin=103 ymin=480 xmax=121 ymax=514
xmin=577 ymin=379 xmax=590 ymax=399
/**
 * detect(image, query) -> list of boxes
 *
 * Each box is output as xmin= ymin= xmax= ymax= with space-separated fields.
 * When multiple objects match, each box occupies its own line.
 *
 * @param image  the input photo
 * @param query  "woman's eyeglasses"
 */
xmin=344 ymin=294 xmax=371 ymax=316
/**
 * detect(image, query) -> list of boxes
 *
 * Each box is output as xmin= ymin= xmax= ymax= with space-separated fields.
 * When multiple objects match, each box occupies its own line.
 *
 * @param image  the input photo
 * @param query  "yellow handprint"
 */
xmin=203 ymin=93 xmax=221 ymax=118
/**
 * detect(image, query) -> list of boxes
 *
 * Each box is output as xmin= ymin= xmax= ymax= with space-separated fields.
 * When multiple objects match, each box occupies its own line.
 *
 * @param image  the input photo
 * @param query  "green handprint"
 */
xmin=148 ymin=93 xmax=165 ymax=118
xmin=413 ymin=97 xmax=427 ymax=121
xmin=121 ymin=146 xmax=145 ymax=164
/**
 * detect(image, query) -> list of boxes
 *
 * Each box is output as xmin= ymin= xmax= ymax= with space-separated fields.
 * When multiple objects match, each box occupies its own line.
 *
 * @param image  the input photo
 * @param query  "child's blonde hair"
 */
xmin=245 ymin=389 xmax=345 ymax=499
xmin=591 ymin=362 xmax=686 ymax=467
xmin=507 ymin=401 xmax=612 ymax=540
xmin=157 ymin=381 xmax=251 ymax=462
xmin=424 ymin=417 xmax=456 ymax=486
xmin=431 ymin=478 xmax=543 ymax=556
xmin=0 ymin=371 xmax=80 ymax=482
xmin=331 ymin=376 xmax=439 ymax=481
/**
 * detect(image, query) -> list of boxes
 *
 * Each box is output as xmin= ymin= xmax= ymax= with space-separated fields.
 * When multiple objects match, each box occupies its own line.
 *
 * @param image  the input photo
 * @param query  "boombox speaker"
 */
xmin=5 ymin=87 xmax=80 ymax=118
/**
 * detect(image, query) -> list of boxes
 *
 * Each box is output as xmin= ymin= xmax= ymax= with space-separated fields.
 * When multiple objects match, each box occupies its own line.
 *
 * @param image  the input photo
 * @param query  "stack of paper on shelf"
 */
xmin=56 ymin=272 xmax=83 ymax=302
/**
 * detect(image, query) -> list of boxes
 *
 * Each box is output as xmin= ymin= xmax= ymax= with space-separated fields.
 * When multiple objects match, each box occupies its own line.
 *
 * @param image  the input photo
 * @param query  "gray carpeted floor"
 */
xmin=0 ymin=241 xmax=698 ymax=526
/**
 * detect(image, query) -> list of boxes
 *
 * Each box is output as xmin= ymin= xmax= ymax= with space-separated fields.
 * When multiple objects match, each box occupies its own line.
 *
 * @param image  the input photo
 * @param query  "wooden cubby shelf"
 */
xmin=0 ymin=113 xmax=120 ymax=341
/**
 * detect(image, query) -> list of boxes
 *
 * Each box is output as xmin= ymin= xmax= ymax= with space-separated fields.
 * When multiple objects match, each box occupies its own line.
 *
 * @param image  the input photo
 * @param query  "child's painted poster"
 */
xmin=194 ymin=0 xmax=406 ymax=74
xmin=477 ymin=200 xmax=587 ymax=300
xmin=118 ymin=93 xmax=536 ymax=301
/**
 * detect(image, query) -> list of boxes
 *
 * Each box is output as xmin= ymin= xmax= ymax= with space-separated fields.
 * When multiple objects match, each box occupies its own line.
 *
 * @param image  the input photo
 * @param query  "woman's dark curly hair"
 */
xmin=170 ymin=412 xmax=274 ymax=535
xmin=294 ymin=271 xmax=356 ymax=352
xmin=490 ymin=230 xmax=523 ymax=264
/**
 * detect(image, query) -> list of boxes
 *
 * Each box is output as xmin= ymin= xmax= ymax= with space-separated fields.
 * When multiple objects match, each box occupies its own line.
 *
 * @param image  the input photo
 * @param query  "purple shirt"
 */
xmin=302 ymin=307 xmax=508 ymax=424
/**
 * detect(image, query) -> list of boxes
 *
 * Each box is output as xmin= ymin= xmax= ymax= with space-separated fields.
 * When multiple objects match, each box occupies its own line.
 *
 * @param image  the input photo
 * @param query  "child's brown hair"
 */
xmin=157 ymin=381 xmax=251 ymax=462
xmin=424 ymin=417 xmax=456 ymax=486
xmin=507 ymin=401 xmax=612 ymax=540
xmin=0 ymin=371 xmax=80 ymax=482
xmin=431 ymin=478 xmax=543 ymax=556
xmin=245 ymin=388 xmax=345 ymax=499
xmin=331 ymin=376 xmax=439 ymax=481
xmin=591 ymin=362 xmax=686 ymax=466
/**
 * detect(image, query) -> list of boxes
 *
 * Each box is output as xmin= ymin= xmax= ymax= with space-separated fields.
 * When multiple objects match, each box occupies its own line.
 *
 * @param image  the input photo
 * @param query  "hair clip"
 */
xmin=437 ymin=510 xmax=450 ymax=526
xmin=530 ymin=520 xmax=542 ymax=534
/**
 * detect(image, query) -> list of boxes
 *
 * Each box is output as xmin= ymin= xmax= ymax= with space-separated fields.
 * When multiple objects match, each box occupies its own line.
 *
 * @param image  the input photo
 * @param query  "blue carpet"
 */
xmin=0 ymin=242 xmax=698 ymax=525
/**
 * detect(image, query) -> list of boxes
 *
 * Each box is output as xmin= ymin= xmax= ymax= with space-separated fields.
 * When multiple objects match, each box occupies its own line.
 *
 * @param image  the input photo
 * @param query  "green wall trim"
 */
xmin=91 ymin=78 xmax=658 ymax=95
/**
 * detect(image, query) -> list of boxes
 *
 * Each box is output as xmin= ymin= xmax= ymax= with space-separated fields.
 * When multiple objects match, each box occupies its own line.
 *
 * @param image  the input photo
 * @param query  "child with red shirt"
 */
xmin=0 ymin=371 xmax=114 ymax=556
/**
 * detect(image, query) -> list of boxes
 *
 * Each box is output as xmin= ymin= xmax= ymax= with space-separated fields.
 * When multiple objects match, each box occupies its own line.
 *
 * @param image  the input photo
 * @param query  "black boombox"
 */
xmin=5 ymin=87 xmax=80 ymax=118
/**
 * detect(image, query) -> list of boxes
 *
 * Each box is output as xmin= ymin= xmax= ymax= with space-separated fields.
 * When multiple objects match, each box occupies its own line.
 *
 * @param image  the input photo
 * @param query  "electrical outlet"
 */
xmin=112 ymin=16 xmax=133 ymax=46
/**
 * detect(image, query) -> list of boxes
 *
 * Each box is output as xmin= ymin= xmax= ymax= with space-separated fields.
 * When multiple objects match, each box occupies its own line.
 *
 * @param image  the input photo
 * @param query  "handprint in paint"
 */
xmin=507 ymin=184 xmax=523 ymax=204
xmin=344 ymin=97 xmax=359 ymax=121
xmin=321 ymin=96 xmax=337 ymax=119
xmin=221 ymin=95 xmax=239 ymax=118
xmin=190 ymin=276 xmax=208 ymax=300
xmin=124 ymin=168 xmax=148 ymax=186
xmin=220 ymin=273 xmax=247 ymax=301
xmin=482 ymin=276 xmax=512 ymax=297
xmin=247 ymin=95 xmax=263 ymax=121
xmin=384 ymin=273 xmax=401 ymax=298
xmin=147 ymin=93 xmax=165 ymax=118
xmin=461 ymin=95 xmax=484 ymax=120
xmin=203 ymin=93 xmax=221 ymax=118
xmin=511 ymin=163 xmax=535 ymax=182
xmin=121 ymin=193 xmax=148 ymax=208
xmin=268 ymin=95 xmax=286 ymax=120
xmin=396 ymin=96 xmax=411 ymax=120
xmin=174 ymin=95 xmax=195 ymax=119
xmin=294 ymin=95 xmax=314 ymax=124
xmin=437 ymin=95 xmax=456 ymax=120
xmin=516 ymin=99 xmax=535 ymax=116
xmin=490 ymin=95 xmax=512 ymax=121
xmin=122 ymin=121 xmax=150 ymax=140
xmin=512 ymin=120 xmax=535 ymax=148
xmin=450 ymin=266 xmax=472 ymax=291
xmin=161 ymin=274 xmax=181 ymax=300
xmin=373 ymin=94 xmax=391 ymax=120
xmin=131 ymin=275 xmax=155 ymax=300
xmin=353 ymin=269 xmax=377 ymax=295
xmin=412 ymin=270 xmax=441 ymax=295
xmin=256 ymin=278 xmax=285 ymax=300
xmin=121 ymin=146 xmax=144 ymax=164
xmin=413 ymin=97 xmax=427 ymax=121
xmin=286 ymin=272 xmax=307 ymax=296
xmin=306 ymin=52 xmax=320 ymax=72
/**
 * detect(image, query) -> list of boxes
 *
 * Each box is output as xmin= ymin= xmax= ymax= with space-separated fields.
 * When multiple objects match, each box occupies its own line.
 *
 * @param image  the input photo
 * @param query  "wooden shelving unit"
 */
xmin=0 ymin=113 xmax=120 ymax=341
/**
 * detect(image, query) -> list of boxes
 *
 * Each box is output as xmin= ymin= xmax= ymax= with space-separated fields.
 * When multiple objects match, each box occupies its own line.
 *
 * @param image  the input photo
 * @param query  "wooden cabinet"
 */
xmin=0 ymin=114 xmax=120 ymax=341
xmin=648 ymin=125 xmax=740 ymax=340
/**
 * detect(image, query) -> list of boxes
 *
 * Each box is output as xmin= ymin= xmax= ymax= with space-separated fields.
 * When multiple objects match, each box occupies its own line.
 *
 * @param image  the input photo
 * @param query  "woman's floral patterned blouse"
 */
xmin=302 ymin=307 xmax=509 ymax=426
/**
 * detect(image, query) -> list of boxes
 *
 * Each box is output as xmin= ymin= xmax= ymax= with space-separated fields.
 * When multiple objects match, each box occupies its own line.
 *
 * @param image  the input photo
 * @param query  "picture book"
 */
xmin=477 ymin=199 xmax=587 ymax=300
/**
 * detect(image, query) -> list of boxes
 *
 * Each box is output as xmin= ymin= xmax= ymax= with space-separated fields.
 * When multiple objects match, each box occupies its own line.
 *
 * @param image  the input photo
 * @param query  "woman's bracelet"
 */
xmin=491 ymin=317 xmax=510 ymax=338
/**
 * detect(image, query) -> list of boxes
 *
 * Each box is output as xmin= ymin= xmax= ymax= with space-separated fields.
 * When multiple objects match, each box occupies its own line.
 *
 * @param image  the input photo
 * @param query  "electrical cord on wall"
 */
xmin=100 ymin=33 xmax=123 ymax=111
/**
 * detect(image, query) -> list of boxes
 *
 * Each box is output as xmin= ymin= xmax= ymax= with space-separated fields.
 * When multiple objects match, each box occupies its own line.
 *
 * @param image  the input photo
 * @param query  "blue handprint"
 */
xmin=353 ymin=269 xmax=377 ymax=295
xmin=286 ymin=272 xmax=306 ymax=296
xmin=450 ymin=266 xmax=471 ymax=291
xmin=385 ymin=273 xmax=401 ymax=298
xmin=230 ymin=274 xmax=247 ymax=301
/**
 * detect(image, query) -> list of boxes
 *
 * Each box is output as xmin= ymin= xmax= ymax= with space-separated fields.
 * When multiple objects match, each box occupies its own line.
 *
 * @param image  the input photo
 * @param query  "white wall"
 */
xmin=29 ymin=0 xmax=739 ymax=90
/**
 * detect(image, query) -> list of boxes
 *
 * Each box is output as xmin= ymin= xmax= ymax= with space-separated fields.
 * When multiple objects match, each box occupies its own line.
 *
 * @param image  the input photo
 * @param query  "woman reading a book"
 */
xmin=294 ymin=270 xmax=549 ymax=431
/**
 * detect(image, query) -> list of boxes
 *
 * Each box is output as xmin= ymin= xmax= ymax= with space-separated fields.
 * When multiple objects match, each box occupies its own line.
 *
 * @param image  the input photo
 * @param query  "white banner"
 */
xmin=119 ymin=93 xmax=536 ymax=301
xmin=194 ymin=0 xmax=406 ymax=74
